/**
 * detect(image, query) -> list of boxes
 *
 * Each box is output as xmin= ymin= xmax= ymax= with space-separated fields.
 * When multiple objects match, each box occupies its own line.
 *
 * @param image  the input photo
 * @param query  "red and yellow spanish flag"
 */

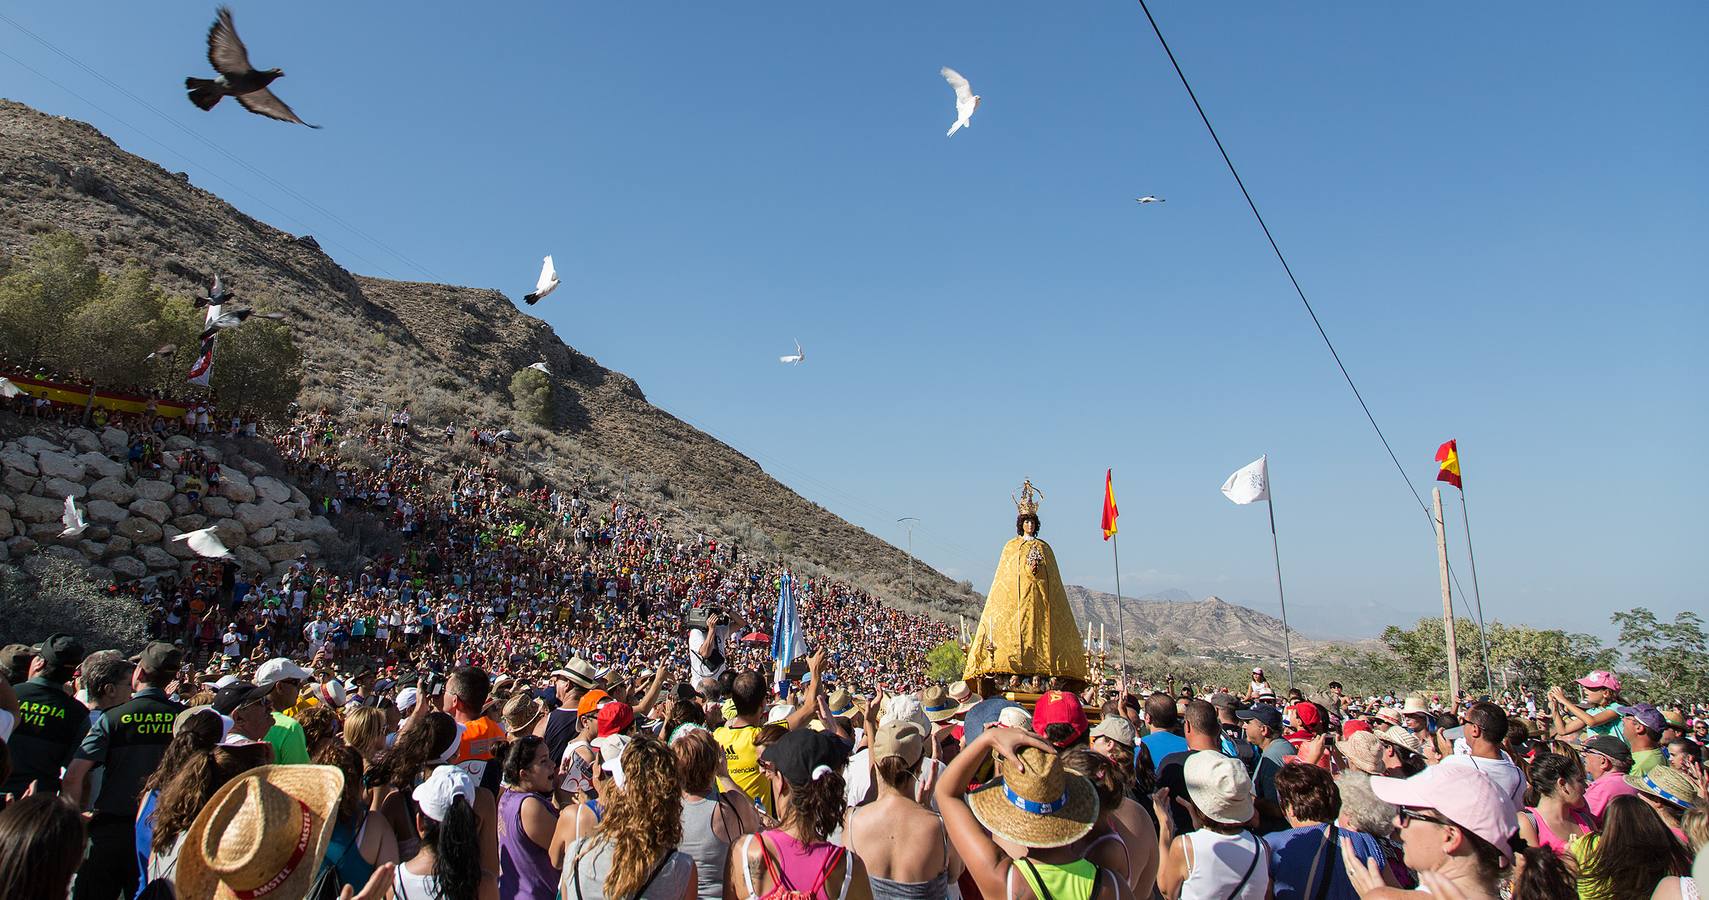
xmin=1101 ymin=469 xmax=1119 ymax=540
xmin=1435 ymin=439 xmax=1462 ymax=489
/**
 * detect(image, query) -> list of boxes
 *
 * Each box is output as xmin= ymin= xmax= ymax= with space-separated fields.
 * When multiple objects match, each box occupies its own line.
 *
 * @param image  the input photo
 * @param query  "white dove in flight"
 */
xmin=60 ymin=495 xmax=88 ymax=538
xmin=0 ymin=377 xmax=22 ymax=399
xmin=1135 ymin=196 xmax=1166 ymax=204
xmin=143 ymin=343 xmax=178 ymax=362
xmin=527 ymin=362 xmax=552 ymax=375
xmin=524 ymin=256 xmax=559 ymax=305
xmin=172 ymin=526 xmax=235 ymax=559
xmin=779 ymin=340 xmax=805 ymax=365
xmin=941 ymin=67 xmax=980 ymax=138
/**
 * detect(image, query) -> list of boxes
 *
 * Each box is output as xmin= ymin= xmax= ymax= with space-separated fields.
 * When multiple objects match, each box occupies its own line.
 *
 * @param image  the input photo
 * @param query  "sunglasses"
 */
xmin=1396 ymin=808 xmax=1456 ymax=829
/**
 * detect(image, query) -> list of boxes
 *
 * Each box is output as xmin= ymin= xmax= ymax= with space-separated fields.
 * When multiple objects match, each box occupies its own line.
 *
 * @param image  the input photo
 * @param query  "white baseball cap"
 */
xmin=255 ymin=658 xmax=312 ymax=688
xmin=396 ymin=687 xmax=420 ymax=712
xmin=413 ymin=765 xmax=476 ymax=822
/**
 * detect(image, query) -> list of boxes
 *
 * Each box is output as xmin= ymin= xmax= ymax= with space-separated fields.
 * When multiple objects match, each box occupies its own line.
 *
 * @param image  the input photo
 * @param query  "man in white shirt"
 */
xmin=687 ymin=608 xmax=736 ymax=683
xmin=1438 ymin=700 xmax=1527 ymax=815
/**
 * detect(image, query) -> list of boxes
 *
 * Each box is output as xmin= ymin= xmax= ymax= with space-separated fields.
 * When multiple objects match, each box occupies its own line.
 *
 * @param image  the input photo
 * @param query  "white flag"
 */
xmin=1221 ymin=455 xmax=1269 ymax=505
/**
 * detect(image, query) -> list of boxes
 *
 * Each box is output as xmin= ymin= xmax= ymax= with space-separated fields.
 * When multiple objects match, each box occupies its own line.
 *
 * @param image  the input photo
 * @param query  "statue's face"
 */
xmin=1023 ymin=519 xmax=1037 ymax=536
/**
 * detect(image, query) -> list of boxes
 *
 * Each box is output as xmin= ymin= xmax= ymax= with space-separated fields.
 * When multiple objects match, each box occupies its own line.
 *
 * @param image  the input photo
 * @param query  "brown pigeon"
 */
xmin=185 ymin=6 xmax=318 ymax=128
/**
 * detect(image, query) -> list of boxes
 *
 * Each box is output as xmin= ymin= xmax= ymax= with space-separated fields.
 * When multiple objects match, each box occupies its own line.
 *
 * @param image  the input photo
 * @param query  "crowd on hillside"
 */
xmin=2 ymin=407 xmax=1707 ymax=900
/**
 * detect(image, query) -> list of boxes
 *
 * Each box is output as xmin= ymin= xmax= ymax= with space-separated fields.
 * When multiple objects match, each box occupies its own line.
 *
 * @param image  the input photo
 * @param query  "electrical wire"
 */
xmin=1132 ymin=0 xmax=1493 ymax=660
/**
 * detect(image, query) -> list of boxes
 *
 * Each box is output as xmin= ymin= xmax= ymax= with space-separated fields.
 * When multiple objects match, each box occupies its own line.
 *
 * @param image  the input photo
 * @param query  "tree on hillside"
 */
xmin=209 ymin=319 xmax=302 ymax=419
xmin=0 ymin=231 xmax=101 ymax=366
xmin=925 ymin=640 xmax=966 ymax=684
xmin=63 ymin=265 xmax=169 ymax=386
xmin=1611 ymin=607 xmax=1708 ymax=701
xmin=1382 ymin=616 xmax=1617 ymax=695
xmin=510 ymin=366 xmax=553 ymax=427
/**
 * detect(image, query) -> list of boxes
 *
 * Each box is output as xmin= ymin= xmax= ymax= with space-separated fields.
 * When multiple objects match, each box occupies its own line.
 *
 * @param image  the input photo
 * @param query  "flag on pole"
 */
xmin=1101 ymin=469 xmax=1119 ymax=540
xmin=1435 ymin=439 xmax=1462 ymax=489
xmin=186 ymin=338 xmax=215 ymax=387
xmin=770 ymin=571 xmax=806 ymax=690
xmin=1221 ymin=455 xmax=1269 ymax=505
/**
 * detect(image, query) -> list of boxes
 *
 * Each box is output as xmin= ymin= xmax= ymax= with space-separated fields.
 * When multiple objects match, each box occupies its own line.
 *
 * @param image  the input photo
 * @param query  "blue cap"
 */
xmin=961 ymin=697 xmax=1022 ymax=746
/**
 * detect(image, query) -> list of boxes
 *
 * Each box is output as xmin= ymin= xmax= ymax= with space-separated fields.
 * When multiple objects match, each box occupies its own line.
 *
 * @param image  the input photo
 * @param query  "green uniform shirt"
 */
xmin=266 ymin=710 xmax=310 ymax=764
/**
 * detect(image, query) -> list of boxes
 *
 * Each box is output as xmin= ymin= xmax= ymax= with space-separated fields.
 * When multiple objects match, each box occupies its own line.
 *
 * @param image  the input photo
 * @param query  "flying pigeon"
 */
xmin=0 ymin=377 xmax=21 ymax=399
xmin=185 ymin=6 xmax=319 ymax=128
xmin=523 ymin=256 xmax=559 ymax=305
xmin=779 ymin=340 xmax=804 ymax=365
xmin=59 ymin=496 xmax=88 ymax=539
xmin=526 ymin=362 xmax=552 ymax=375
xmin=941 ymin=67 xmax=980 ymax=138
xmin=198 ymin=308 xmax=256 ymax=341
xmin=1135 ymin=196 xmax=1166 ymax=204
xmin=143 ymin=343 xmax=178 ymax=362
xmin=192 ymin=274 xmax=234 ymax=309
xmin=172 ymin=526 xmax=234 ymax=559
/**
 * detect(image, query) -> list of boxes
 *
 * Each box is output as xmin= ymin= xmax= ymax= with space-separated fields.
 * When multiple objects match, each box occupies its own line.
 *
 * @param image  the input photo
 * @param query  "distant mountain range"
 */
xmin=1062 ymin=585 xmax=1352 ymax=659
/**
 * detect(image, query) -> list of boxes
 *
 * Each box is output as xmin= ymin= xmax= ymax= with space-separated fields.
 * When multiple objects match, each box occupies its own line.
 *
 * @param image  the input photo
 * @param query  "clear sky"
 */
xmin=3 ymin=3 xmax=1704 ymax=639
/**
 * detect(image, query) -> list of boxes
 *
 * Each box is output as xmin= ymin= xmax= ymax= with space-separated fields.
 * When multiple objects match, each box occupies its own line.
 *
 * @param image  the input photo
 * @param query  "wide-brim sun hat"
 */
xmin=1625 ymin=767 xmax=1699 ymax=811
xmin=1184 ymin=750 xmax=1256 ymax=825
xmin=966 ymin=746 xmax=1097 ymax=849
xmin=174 ymin=764 xmax=343 ymax=900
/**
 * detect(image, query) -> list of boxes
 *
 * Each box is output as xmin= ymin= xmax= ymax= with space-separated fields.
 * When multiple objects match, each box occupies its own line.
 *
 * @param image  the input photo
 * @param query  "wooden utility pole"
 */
xmin=1433 ymin=488 xmax=1461 ymax=701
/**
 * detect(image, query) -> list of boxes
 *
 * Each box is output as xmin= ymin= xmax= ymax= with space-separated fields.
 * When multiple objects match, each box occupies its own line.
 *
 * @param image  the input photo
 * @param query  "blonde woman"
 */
xmin=562 ymin=735 xmax=698 ymax=900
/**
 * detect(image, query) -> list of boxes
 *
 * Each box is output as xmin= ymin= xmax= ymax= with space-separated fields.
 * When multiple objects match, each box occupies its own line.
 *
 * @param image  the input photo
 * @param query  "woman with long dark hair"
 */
xmin=1516 ymin=752 xmax=1594 ymax=855
xmin=730 ymin=728 xmax=871 ymax=900
xmin=316 ymin=742 xmax=401 ymax=896
xmin=394 ymin=765 xmax=497 ymax=900
xmin=1572 ymin=794 xmax=1693 ymax=900
xmin=564 ymin=735 xmax=697 ymax=900
xmin=497 ymin=735 xmax=562 ymax=900
xmin=0 ymin=794 xmax=87 ymax=899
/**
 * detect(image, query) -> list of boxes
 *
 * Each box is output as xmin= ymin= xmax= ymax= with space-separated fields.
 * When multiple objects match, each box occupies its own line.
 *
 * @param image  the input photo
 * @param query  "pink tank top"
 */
xmin=1526 ymin=806 xmax=1593 ymax=854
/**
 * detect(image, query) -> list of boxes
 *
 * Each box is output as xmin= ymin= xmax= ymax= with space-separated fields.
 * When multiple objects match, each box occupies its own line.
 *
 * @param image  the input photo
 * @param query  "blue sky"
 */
xmin=3 ymin=3 xmax=1704 ymax=639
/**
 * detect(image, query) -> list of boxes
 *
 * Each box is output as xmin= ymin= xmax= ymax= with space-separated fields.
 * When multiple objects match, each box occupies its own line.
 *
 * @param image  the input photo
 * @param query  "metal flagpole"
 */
xmin=1265 ymin=478 xmax=1296 ymax=690
xmin=1111 ymin=533 xmax=1127 ymax=688
xmin=1458 ymin=484 xmax=1494 ymax=696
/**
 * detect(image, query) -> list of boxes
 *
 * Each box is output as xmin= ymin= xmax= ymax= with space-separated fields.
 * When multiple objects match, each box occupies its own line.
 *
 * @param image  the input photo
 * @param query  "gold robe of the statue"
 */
xmin=963 ymin=536 xmax=1089 ymax=683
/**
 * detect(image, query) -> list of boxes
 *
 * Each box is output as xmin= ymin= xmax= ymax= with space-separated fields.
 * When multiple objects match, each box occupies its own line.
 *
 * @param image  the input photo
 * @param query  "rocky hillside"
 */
xmin=0 ymin=421 xmax=336 ymax=581
xmin=0 ymin=99 xmax=979 ymax=615
xmin=1064 ymin=584 xmax=1328 ymax=659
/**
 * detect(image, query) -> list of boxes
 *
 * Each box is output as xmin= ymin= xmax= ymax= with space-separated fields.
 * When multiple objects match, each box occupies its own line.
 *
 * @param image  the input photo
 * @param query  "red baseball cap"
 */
xmin=1032 ymin=691 xmax=1088 ymax=747
xmin=1287 ymin=702 xmax=1326 ymax=742
xmin=597 ymin=701 xmax=634 ymax=738
xmin=1341 ymin=718 xmax=1373 ymax=738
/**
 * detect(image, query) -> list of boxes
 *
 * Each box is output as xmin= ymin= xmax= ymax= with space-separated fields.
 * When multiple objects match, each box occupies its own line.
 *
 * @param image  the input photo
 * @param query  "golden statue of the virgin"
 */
xmin=963 ymin=480 xmax=1089 ymax=692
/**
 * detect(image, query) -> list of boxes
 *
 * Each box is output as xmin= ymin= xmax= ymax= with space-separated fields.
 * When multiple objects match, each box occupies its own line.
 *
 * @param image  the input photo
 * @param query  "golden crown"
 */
xmin=1013 ymin=479 xmax=1042 ymax=516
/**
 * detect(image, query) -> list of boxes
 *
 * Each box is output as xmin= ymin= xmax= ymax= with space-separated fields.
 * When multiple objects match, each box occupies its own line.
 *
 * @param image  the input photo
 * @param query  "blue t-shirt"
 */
xmin=1139 ymin=730 xmax=1188 ymax=769
xmin=1265 ymin=824 xmax=1373 ymax=900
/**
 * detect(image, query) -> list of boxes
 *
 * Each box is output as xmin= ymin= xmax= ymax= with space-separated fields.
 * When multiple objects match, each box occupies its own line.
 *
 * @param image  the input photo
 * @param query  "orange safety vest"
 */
xmin=451 ymin=716 xmax=504 ymax=782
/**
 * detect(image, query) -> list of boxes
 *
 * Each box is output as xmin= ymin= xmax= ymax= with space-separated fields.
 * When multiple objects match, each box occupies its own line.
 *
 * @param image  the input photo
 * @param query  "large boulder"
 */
xmin=105 ymin=535 xmax=133 ymax=557
xmin=202 ymin=496 xmax=235 ymax=519
xmin=163 ymin=530 xmax=199 ymax=560
xmin=134 ymin=479 xmax=175 ymax=502
xmin=43 ymin=545 xmax=85 ymax=564
xmin=100 ymin=427 xmax=129 ymax=453
xmin=140 ymin=544 xmax=178 ymax=569
xmin=85 ymin=498 xmax=128 ymax=524
xmin=128 ymin=498 xmax=172 ymax=524
xmin=78 ymin=539 xmax=106 ymax=559
xmin=86 ymin=476 xmax=136 ymax=505
xmin=214 ymin=518 xmax=248 ymax=548
xmin=234 ymin=546 xmax=271 ymax=574
xmin=2 ymin=468 xmax=34 ymax=493
xmin=108 ymin=556 xmax=148 ymax=580
xmin=15 ymin=493 xmax=64 ymax=524
xmin=252 ymin=476 xmax=291 ymax=504
xmin=261 ymin=541 xmax=316 ymax=563
xmin=43 ymin=476 xmax=86 ymax=499
xmin=1 ymin=447 xmax=39 ymax=476
xmin=235 ymin=500 xmax=290 ymax=532
xmin=35 ymin=450 xmax=86 ymax=481
xmin=0 ymin=492 xmax=12 ymax=512
xmin=289 ymin=486 xmax=310 ymax=507
xmin=169 ymin=495 xmax=191 ymax=517
xmin=237 ymin=459 xmax=266 ymax=477
xmin=164 ymin=436 xmax=195 ymax=451
xmin=66 ymin=428 xmax=101 ymax=453
xmin=27 ymin=523 xmax=65 ymax=543
xmin=116 ymin=516 xmax=164 ymax=544
xmin=16 ymin=436 xmax=57 ymax=454
xmin=160 ymin=453 xmax=180 ymax=473
xmin=0 ymin=509 xmax=12 ymax=539
xmin=250 ymin=526 xmax=278 ymax=546
xmin=222 ymin=473 xmax=256 ymax=503
xmin=76 ymin=451 xmax=125 ymax=480
xmin=171 ymin=514 xmax=208 ymax=533
xmin=6 ymin=536 xmax=38 ymax=557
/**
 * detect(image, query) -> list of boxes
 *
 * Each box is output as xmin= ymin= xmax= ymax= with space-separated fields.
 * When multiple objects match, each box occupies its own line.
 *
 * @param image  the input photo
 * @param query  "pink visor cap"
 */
xmin=1370 ymin=765 xmax=1518 ymax=863
xmin=1575 ymin=671 xmax=1620 ymax=692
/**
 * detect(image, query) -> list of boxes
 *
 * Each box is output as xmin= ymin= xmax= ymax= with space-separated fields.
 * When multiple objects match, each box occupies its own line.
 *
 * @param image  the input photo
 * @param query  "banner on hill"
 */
xmin=187 ymin=338 xmax=215 ymax=387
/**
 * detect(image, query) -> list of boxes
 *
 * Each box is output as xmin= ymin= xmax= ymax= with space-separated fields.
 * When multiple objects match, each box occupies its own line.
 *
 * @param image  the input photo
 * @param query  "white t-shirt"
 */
xmin=1440 ymin=747 xmax=1528 ymax=814
xmin=688 ymin=626 xmax=728 ymax=681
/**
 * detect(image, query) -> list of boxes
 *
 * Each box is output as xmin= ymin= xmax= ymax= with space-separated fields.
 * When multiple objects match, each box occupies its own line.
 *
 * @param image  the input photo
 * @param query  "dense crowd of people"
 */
xmin=2 ymin=406 xmax=1707 ymax=900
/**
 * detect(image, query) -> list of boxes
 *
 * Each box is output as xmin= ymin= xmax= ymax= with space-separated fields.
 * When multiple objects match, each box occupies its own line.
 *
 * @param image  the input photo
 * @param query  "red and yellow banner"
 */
xmin=1101 ymin=468 xmax=1119 ymax=540
xmin=1435 ymin=439 xmax=1462 ymax=489
xmin=3 ymin=374 xmax=192 ymax=418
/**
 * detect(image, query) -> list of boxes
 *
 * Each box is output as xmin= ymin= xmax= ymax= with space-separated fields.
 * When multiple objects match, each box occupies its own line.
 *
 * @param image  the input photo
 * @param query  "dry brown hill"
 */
xmin=1063 ymin=583 xmax=1338 ymax=659
xmin=0 ymin=98 xmax=980 ymax=616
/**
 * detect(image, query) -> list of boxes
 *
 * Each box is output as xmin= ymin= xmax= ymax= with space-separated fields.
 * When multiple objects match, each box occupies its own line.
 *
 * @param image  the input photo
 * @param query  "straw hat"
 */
xmin=1376 ymin=724 xmax=1425 ymax=757
xmin=966 ymin=746 xmax=1097 ymax=848
xmin=175 ymin=764 xmax=344 ymax=900
xmin=1626 ymin=767 xmax=1700 ymax=811
xmin=922 ymin=685 xmax=959 ymax=723
xmin=503 ymin=694 xmax=544 ymax=734
xmin=1400 ymin=695 xmax=1435 ymax=720
xmin=1339 ymin=730 xmax=1386 ymax=776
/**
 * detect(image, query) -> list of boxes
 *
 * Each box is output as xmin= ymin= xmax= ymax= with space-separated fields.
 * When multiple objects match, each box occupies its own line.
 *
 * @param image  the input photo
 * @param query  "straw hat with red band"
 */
xmin=175 ymin=764 xmax=343 ymax=900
